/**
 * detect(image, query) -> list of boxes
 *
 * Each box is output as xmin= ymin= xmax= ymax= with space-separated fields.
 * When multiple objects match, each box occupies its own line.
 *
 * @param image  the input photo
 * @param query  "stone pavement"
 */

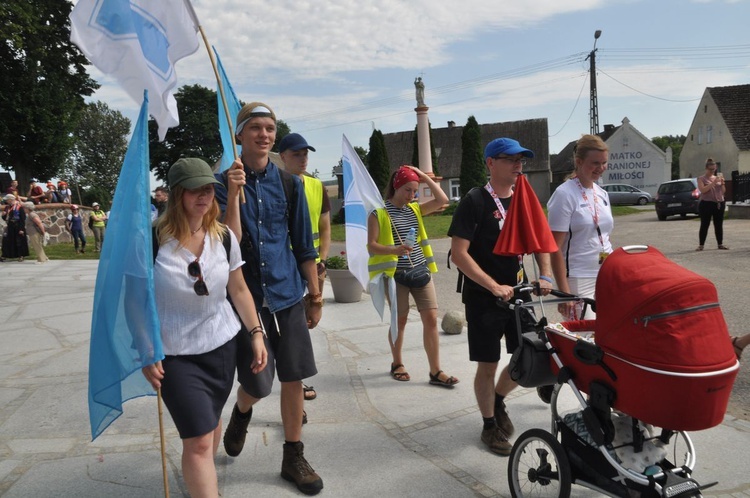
xmin=1 ymin=259 xmax=749 ymax=497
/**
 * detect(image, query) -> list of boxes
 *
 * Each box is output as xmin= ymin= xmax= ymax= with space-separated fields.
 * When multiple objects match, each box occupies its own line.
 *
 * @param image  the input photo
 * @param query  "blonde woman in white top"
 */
xmin=141 ymin=158 xmax=267 ymax=498
xmin=547 ymin=135 xmax=613 ymax=320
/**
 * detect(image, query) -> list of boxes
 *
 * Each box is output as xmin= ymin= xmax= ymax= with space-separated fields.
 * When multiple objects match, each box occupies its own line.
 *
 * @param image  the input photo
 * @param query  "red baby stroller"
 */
xmin=505 ymin=246 xmax=739 ymax=498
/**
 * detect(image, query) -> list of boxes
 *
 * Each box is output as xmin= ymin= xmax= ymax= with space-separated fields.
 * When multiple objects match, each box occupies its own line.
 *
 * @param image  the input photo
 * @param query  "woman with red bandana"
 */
xmin=367 ymin=165 xmax=459 ymax=388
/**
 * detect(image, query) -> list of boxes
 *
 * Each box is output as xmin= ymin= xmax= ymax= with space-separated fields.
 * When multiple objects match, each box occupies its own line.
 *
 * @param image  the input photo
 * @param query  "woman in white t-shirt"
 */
xmin=140 ymin=158 xmax=267 ymax=497
xmin=547 ymin=134 xmax=613 ymax=319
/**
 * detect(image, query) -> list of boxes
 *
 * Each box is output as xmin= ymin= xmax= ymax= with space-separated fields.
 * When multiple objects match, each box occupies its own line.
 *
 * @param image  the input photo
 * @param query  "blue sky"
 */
xmin=84 ymin=0 xmax=750 ymax=182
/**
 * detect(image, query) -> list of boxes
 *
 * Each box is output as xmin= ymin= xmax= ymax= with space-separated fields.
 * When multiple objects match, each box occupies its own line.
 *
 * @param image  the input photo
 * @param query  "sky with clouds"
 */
xmin=84 ymin=0 xmax=750 ymax=181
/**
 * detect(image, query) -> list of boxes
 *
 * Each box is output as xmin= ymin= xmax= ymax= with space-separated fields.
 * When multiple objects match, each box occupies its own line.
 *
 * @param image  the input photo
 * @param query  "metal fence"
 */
xmin=731 ymin=171 xmax=750 ymax=203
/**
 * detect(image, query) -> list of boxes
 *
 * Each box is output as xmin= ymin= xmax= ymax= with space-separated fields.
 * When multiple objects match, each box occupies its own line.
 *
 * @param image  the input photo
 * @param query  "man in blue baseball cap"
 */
xmin=448 ymin=137 xmax=552 ymax=456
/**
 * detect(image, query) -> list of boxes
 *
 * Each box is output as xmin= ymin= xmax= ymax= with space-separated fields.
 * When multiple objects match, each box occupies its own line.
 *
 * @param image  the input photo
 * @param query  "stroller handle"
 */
xmin=494 ymin=285 xmax=596 ymax=313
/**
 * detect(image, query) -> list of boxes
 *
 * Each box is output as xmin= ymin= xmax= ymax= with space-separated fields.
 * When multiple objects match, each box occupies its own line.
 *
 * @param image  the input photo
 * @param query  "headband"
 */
xmin=235 ymin=106 xmax=275 ymax=136
xmin=393 ymin=167 xmax=420 ymax=190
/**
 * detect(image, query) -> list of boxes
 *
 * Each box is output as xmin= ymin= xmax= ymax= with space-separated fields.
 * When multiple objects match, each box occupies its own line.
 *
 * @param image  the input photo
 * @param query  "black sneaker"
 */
xmin=223 ymin=404 xmax=252 ymax=457
xmin=281 ymin=441 xmax=324 ymax=495
xmin=494 ymin=401 xmax=515 ymax=438
xmin=537 ymin=385 xmax=554 ymax=404
xmin=481 ymin=426 xmax=512 ymax=456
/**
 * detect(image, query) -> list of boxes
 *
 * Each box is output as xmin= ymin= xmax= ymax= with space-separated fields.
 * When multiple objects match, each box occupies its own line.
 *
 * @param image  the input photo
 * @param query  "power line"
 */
xmin=598 ymin=69 xmax=702 ymax=103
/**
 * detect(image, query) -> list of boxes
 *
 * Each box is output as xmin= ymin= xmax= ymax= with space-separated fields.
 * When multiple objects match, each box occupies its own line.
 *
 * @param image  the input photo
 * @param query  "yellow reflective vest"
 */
xmin=302 ymin=176 xmax=324 ymax=263
xmin=368 ymin=202 xmax=437 ymax=280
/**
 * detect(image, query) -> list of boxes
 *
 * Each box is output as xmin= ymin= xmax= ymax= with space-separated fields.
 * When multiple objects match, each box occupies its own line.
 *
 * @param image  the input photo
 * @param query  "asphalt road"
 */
xmin=333 ymin=206 xmax=750 ymax=421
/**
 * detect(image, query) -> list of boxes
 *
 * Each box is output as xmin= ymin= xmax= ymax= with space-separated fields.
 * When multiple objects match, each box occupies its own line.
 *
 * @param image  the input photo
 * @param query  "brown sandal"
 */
xmin=303 ymin=384 xmax=317 ymax=401
xmin=429 ymin=370 xmax=459 ymax=388
xmin=390 ymin=363 xmax=410 ymax=381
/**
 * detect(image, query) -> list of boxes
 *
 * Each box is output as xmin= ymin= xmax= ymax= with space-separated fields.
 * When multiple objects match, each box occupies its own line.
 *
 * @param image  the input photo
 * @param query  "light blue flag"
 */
xmin=215 ymin=47 xmax=242 ymax=172
xmin=88 ymin=91 xmax=163 ymax=440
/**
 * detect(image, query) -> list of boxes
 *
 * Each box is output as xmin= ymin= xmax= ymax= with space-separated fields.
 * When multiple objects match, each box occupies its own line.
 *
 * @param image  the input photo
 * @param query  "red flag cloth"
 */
xmin=493 ymin=174 xmax=558 ymax=256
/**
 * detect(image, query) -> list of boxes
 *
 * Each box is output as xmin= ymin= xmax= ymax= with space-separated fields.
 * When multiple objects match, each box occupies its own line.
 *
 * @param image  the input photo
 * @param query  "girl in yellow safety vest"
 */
xmin=367 ymin=165 xmax=459 ymax=388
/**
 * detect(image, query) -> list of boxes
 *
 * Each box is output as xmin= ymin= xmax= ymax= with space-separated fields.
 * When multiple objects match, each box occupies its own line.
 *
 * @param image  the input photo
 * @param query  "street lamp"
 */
xmin=587 ymin=30 xmax=602 ymax=135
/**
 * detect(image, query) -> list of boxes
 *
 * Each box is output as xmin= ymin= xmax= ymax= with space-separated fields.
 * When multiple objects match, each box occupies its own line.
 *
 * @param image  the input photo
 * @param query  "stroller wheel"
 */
xmin=508 ymin=428 xmax=572 ymax=498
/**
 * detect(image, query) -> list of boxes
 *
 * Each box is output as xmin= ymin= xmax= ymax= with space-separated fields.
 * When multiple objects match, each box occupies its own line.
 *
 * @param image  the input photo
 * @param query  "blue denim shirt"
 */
xmin=215 ymin=160 xmax=316 ymax=313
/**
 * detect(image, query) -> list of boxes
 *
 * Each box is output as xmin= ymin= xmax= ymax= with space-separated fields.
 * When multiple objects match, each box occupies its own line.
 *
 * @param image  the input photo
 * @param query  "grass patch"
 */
xmin=29 ymin=242 xmax=100 ymax=261
xmin=330 ymin=205 xmax=649 ymax=241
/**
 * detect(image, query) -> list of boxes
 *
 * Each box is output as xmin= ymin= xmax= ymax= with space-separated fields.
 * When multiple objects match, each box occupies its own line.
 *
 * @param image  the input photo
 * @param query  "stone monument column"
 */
xmin=414 ymin=77 xmax=434 ymax=177
xmin=413 ymin=77 xmax=442 ymax=204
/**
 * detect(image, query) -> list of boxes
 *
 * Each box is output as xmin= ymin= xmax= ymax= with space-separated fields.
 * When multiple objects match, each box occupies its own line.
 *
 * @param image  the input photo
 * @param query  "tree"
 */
xmin=149 ymin=84 xmax=289 ymax=184
xmin=334 ymin=145 xmax=368 ymax=173
xmin=367 ymin=130 xmax=391 ymax=193
xmin=272 ymin=121 xmax=291 ymax=152
xmin=149 ymin=85 xmax=223 ymax=183
xmin=411 ymin=123 xmax=439 ymax=176
xmin=459 ymin=116 xmax=486 ymax=197
xmin=651 ymin=135 xmax=686 ymax=180
xmin=0 ymin=0 xmax=98 ymax=185
xmin=63 ymin=101 xmax=130 ymax=202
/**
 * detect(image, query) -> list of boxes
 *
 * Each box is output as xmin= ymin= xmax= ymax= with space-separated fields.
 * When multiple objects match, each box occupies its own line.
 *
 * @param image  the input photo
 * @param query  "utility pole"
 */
xmin=587 ymin=30 xmax=602 ymax=135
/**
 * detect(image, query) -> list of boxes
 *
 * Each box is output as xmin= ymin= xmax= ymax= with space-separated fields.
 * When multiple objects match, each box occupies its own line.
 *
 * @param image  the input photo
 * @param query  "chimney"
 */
xmin=447 ymin=120 xmax=456 ymax=128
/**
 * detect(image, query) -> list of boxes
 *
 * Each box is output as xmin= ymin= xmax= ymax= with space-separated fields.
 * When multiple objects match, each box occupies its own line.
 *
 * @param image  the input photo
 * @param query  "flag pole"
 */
xmin=182 ymin=0 xmax=245 ymax=203
xmin=157 ymin=388 xmax=170 ymax=498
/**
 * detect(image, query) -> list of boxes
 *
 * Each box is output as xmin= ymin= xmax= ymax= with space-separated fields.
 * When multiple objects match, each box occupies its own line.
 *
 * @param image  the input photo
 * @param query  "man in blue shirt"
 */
xmin=215 ymin=102 xmax=324 ymax=495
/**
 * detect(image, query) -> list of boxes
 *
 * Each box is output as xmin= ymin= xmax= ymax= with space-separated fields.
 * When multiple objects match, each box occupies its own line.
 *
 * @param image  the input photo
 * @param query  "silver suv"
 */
xmin=655 ymin=178 xmax=699 ymax=221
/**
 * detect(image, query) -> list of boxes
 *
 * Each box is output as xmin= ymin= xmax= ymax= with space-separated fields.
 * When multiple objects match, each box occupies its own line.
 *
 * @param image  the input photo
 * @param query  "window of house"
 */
xmin=697 ymin=126 xmax=703 ymax=145
xmin=449 ymin=178 xmax=461 ymax=201
xmin=706 ymin=125 xmax=713 ymax=144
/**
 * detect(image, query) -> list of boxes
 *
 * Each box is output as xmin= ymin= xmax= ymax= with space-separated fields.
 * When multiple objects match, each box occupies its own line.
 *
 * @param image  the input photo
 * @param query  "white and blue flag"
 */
xmin=342 ymin=135 xmax=398 ymax=340
xmin=70 ymin=0 xmax=200 ymax=140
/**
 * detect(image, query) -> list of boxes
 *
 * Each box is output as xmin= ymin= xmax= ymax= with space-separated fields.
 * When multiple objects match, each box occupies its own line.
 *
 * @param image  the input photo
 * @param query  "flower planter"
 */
xmin=326 ymin=268 xmax=363 ymax=303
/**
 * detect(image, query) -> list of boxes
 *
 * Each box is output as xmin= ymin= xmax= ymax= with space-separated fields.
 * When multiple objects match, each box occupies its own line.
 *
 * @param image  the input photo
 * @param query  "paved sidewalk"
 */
xmin=1 ymin=260 xmax=749 ymax=497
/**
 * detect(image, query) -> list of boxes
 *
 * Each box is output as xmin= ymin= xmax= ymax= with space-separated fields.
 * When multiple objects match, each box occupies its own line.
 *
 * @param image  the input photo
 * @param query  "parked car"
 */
xmin=601 ymin=184 xmax=653 ymax=205
xmin=654 ymin=178 xmax=700 ymax=221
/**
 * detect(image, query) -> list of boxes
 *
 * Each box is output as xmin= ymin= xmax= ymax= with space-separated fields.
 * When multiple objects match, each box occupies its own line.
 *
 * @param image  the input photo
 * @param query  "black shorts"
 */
xmin=236 ymin=300 xmax=317 ymax=398
xmin=466 ymin=297 xmax=521 ymax=363
xmin=160 ymin=336 xmax=237 ymax=439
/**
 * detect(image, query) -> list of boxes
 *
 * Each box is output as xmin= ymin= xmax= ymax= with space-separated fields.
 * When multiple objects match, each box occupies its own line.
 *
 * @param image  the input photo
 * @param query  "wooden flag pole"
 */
xmin=183 ymin=0 xmax=245 ymax=203
xmin=157 ymin=388 xmax=170 ymax=498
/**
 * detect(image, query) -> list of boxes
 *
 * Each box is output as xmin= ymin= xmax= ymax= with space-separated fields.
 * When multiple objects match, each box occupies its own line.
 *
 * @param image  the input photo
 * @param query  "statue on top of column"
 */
xmin=414 ymin=77 xmax=425 ymax=107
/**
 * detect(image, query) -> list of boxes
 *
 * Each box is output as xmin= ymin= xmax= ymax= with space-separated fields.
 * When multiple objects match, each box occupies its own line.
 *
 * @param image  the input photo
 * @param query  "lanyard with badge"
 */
xmin=574 ymin=178 xmax=608 ymax=265
xmin=484 ymin=183 xmax=524 ymax=284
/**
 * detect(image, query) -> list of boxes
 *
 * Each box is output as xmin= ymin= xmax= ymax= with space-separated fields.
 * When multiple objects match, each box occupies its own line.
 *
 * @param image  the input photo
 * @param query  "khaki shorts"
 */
xmin=387 ymin=277 xmax=438 ymax=317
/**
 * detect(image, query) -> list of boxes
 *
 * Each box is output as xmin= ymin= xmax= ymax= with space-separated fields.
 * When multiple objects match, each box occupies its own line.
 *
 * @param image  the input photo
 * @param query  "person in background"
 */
xmin=367 ymin=165 xmax=459 ymax=388
xmin=215 ymin=102 xmax=324 ymax=495
xmin=448 ymin=138 xmax=553 ymax=456
xmin=24 ymin=202 xmax=48 ymax=264
xmin=90 ymin=202 xmax=107 ymax=251
xmin=66 ymin=205 xmax=86 ymax=254
xmin=6 ymin=180 xmax=25 ymax=200
xmin=154 ymin=186 xmax=169 ymax=218
xmin=2 ymin=194 xmax=30 ymax=262
xmin=547 ymin=134 xmax=613 ymax=321
xmin=44 ymin=183 xmax=59 ymax=203
xmin=696 ymin=157 xmax=728 ymax=251
xmin=279 ymin=132 xmax=331 ymax=403
xmin=57 ymin=181 xmax=72 ymax=204
xmin=27 ymin=180 xmax=45 ymax=204
xmin=141 ymin=157 xmax=267 ymax=498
